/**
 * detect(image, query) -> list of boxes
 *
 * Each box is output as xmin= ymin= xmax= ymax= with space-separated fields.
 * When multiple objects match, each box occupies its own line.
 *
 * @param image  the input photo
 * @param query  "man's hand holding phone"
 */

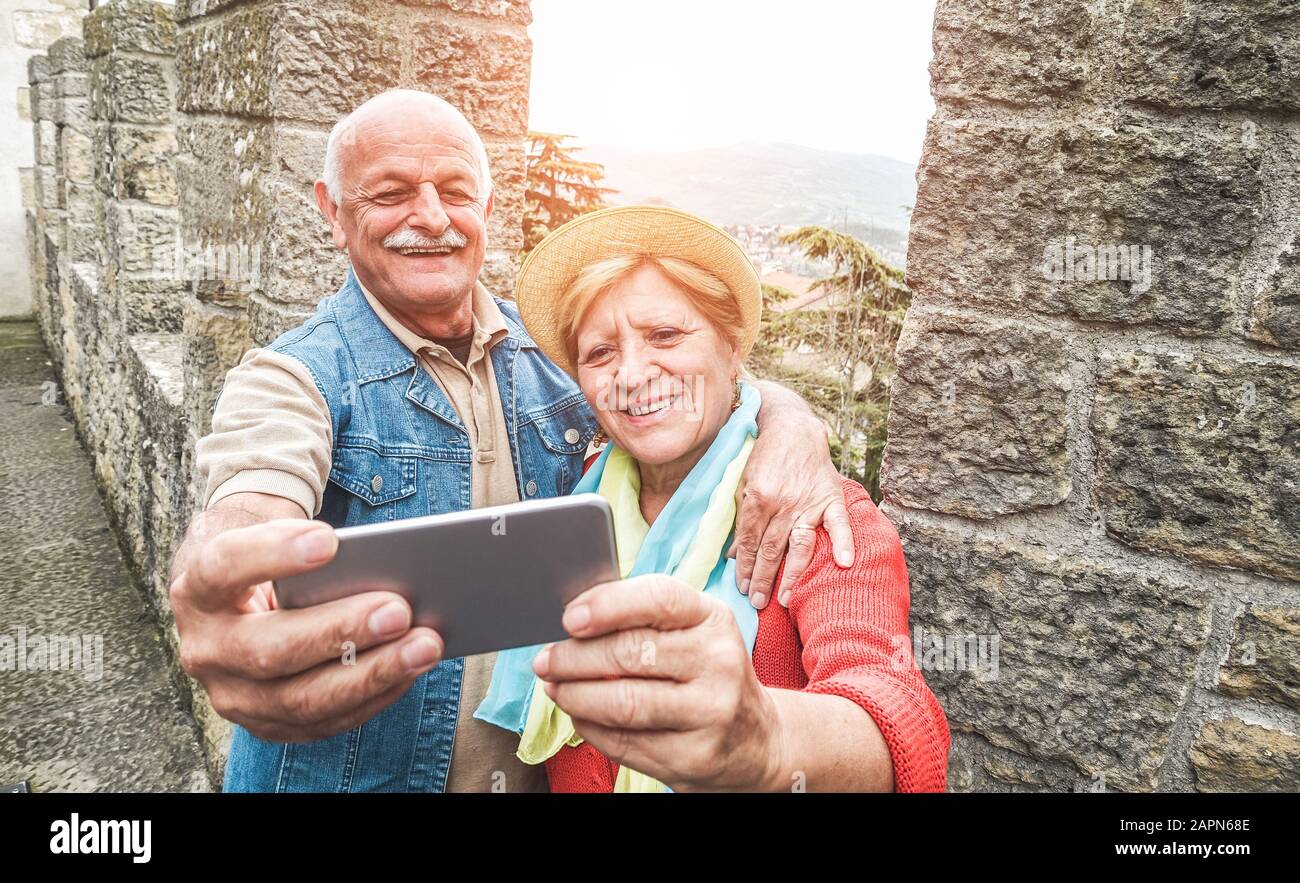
xmin=168 ymin=498 xmax=443 ymax=744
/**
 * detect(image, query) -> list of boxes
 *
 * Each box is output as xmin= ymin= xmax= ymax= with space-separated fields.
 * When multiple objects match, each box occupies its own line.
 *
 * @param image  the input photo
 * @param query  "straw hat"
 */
xmin=514 ymin=205 xmax=762 ymax=376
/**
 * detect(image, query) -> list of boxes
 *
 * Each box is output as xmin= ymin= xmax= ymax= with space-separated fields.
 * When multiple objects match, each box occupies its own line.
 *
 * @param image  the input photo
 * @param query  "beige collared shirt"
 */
xmin=195 ymin=276 xmax=547 ymax=793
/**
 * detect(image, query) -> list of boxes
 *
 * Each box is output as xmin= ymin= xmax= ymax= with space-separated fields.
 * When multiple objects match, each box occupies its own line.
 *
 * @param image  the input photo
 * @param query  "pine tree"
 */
xmin=523 ymin=132 xmax=617 ymax=252
xmin=750 ymin=227 xmax=910 ymax=499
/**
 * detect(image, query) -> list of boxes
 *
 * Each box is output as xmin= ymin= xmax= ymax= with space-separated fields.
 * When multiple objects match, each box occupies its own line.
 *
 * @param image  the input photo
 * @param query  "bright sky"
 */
xmin=528 ymin=0 xmax=938 ymax=164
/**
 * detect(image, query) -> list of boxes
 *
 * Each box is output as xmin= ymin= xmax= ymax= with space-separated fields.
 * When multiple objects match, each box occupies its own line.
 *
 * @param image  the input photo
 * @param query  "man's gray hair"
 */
xmin=322 ymin=89 xmax=493 ymax=206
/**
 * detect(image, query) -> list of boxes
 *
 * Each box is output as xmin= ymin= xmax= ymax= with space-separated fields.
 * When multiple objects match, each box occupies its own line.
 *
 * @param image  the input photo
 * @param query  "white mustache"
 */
xmin=383 ymin=226 xmax=469 ymax=250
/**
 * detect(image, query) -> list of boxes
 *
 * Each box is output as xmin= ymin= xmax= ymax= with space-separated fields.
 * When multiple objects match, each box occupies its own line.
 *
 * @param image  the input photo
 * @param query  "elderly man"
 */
xmin=168 ymin=89 xmax=855 ymax=793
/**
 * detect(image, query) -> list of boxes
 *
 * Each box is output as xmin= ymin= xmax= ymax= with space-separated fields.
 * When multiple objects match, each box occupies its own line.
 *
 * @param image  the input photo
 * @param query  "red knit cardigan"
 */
xmin=544 ymin=471 xmax=951 ymax=792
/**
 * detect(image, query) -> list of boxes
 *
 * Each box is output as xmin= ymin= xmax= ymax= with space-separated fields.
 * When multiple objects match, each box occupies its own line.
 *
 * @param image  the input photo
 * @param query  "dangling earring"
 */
xmin=592 ymin=427 xmax=608 ymax=448
xmin=731 ymin=378 xmax=742 ymax=412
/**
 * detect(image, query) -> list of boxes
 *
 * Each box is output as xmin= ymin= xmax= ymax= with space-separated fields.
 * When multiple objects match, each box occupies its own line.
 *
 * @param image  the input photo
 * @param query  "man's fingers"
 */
xmin=534 ymin=629 xmax=697 ymax=683
xmin=234 ymin=679 xmax=415 ymax=744
xmin=300 ymin=680 xmax=416 ymax=743
xmin=219 ymin=591 xmax=415 ymax=680
xmin=175 ymin=519 xmax=338 ymax=614
xmin=745 ymin=510 xmax=794 ymax=608
xmin=775 ymin=521 xmax=819 ymax=606
xmin=563 ymin=575 xmax=720 ymax=638
xmin=731 ymin=488 xmax=776 ymax=593
xmin=231 ymin=627 xmax=443 ymax=728
xmin=820 ymin=500 xmax=855 ymax=568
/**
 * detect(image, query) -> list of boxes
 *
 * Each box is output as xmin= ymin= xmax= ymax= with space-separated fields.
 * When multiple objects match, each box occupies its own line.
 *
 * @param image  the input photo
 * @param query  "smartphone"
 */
xmin=274 ymin=494 xmax=618 ymax=659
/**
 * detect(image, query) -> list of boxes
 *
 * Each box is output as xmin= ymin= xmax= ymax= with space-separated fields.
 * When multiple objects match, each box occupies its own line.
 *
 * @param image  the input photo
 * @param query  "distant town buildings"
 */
xmin=725 ymin=221 xmax=907 ymax=313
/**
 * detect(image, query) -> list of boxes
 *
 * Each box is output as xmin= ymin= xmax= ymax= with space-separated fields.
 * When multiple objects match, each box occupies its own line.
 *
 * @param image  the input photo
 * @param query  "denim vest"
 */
xmin=222 ymin=269 xmax=598 ymax=792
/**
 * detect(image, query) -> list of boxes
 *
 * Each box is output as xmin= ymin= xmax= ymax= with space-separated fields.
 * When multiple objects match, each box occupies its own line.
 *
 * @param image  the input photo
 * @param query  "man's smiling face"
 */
xmin=317 ymin=94 xmax=494 ymax=326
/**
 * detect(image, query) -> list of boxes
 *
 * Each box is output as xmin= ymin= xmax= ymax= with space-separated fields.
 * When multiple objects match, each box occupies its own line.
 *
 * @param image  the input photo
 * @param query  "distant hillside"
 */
xmin=578 ymin=142 xmax=917 ymax=253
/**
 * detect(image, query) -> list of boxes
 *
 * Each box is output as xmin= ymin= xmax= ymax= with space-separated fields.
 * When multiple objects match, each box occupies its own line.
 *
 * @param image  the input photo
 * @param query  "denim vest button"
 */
xmin=564 ymin=428 xmax=580 ymax=444
xmin=371 ymin=475 xmax=384 ymax=494
xmin=525 ymin=479 xmax=538 ymax=496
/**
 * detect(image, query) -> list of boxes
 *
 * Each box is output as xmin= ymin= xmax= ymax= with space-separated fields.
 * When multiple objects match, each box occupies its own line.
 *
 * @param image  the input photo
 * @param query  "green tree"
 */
xmin=748 ymin=227 xmax=910 ymax=500
xmin=523 ymin=132 xmax=617 ymax=252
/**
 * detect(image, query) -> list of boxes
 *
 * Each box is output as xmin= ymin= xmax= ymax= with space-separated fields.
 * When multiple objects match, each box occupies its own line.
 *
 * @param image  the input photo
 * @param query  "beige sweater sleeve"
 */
xmin=195 ymin=348 xmax=334 ymax=519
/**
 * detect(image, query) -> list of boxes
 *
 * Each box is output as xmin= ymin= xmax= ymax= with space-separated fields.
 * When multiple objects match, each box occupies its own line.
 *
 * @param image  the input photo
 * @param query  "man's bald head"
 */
xmin=322 ymin=89 xmax=492 ymax=206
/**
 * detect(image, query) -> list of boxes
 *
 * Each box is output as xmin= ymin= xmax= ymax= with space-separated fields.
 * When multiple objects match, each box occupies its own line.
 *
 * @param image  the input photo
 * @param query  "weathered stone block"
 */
xmin=35 ymin=120 xmax=58 ymax=168
xmin=183 ymin=298 xmax=250 ymax=432
xmin=85 ymin=0 xmax=177 ymax=59
xmin=119 ymin=279 xmax=185 ymax=336
xmin=1121 ymin=0 xmax=1300 ymax=112
xmin=90 ymin=55 xmax=174 ymax=124
xmin=176 ymin=118 xmax=340 ymax=308
xmin=1190 ymin=718 xmax=1300 ymax=792
xmin=29 ymin=80 xmax=55 ymax=123
xmin=43 ymin=97 xmax=92 ymax=132
xmin=882 ymin=308 xmax=1073 ymax=518
xmin=1092 ymin=348 xmax=1300 ymax=582
xmin=63 ymin=181 xmax=97 ymax=226
xmin=479 ymin=248 xmax=518 ymax=300
xmin=35 ymin=166 xmax=60 ymax=211
xmin=1218 ymin=607 xmax=1300 ymax=711
xmin=105 ymin=203 xmax=180 ymax=275
xmin=175 ymin=0 xmax=258 ymax=22
xmin=894 ymin=515 xmax=1212 ymax=791
xmin=907 ymin=116 xmax=1263 ymax=334
xmin=175 ymin=118 xmax=271 ymax=249
xmin=177 ymin=0 xmax=529 ymax=23
xmin=1247 ymin=233 xmax=1300 ymax=350
xmin=67 ymin=260 xmax=106 ymax=351
xmin=261 ymin=179 xmax=348 ymax=307
xmin=28 ymin=55 xmax=50 ymax=86
xmin=54 ymin=73 xmax=89 ymax=99
xmin=128 ymin=333 xmax=187 ymax=486
xmin=47 ymin=37 xmax=88 ymax=75
xmin=407 ymin=19 xmax=531 ymax=136
xmin=176 ymin=1 xmax=401 ymax=122
xmin=246 ymin=294 xmax=313 ymax=347
xmin=393 ymin=0 xmax=532 ymax=25
xmin=483 ymin=141 xmax=525 ymax=250
xmin=65 ymin=222 xmax=101 ymax=266
xmin=96 ymin=124 xmax=178 ymax=206
xmin=58 ymin=128 xmax=94 ymax=184
xmin=930 ymin=0 xmax=1096 ymax=107
xmin=175 ymin=2 xmax=273 ymax=117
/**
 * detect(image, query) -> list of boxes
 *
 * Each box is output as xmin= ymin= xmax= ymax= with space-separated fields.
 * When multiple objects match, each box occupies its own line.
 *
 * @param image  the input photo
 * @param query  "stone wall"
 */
xmin=2 ymin=0 xmax=88 ymax=319
xmin=883 ymin=0 xmax=1300 ymax=791
xmin=26 ymin=0 xmax=533 ymax=782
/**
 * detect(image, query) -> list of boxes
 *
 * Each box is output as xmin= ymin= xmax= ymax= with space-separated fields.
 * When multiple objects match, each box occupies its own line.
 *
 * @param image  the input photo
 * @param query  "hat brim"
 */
xmin=514 ymin=205 xmax=762 ymax=376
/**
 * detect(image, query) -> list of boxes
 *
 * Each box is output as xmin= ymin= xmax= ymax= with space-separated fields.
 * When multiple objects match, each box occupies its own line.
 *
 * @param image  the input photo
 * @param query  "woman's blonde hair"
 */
xmin=558 ymin=253 xmax=745 ymax=369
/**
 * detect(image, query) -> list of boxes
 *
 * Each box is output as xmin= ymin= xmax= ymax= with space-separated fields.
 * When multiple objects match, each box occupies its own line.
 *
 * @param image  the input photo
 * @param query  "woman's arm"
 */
xmin=760 ymin=689 xmax=895 ymax=791
xmin=773 ymin=480 xmax=951 ymax=792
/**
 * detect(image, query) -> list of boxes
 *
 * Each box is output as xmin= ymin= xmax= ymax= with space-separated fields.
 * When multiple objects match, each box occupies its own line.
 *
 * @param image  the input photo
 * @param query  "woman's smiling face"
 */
xmin=575 ymin=263 xmax=741 ymax=470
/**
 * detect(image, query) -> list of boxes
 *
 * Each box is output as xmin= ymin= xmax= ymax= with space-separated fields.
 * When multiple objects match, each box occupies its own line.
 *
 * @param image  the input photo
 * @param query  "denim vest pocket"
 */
xmin=519 ymin=394 xmax=598 ymax=497
xmin=328 ymin=444 xmax=419 ymax=509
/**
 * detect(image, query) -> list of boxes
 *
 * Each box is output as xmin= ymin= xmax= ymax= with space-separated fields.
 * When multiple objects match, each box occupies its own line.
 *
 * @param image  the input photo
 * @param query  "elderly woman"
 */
xmin=476 ymin=206 xmax=949 ymax=792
